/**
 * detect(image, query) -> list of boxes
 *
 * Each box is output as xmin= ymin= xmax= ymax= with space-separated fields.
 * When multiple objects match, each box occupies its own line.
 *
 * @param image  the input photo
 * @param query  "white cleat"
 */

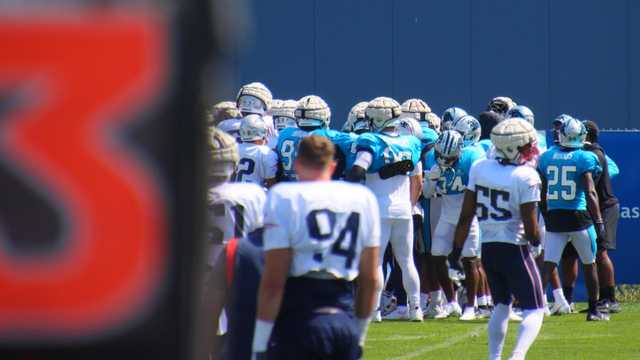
xmin=544 ymin=306 xmax=552 ymax=317
xmin=549 ymin=301 xmax=572 ymax=315
xmin=425 ymin=303 xmax=448 ymax=319
xmin=477 ymin=307 xmax=492 ymax=319
xmin=446 ymin=302 xmax=463 ymax=318
xmin=373 ymin=310 xmax=382 ymax=323
xmin=459 ymin=307 xmax=477 ymax=321
xmin=509 ymin=309 xmax=523 ymax=322
xmin=409 ymin=305 xmax=424 ymax=322
xmin=383 ymin=306 xmax=408 ymax=320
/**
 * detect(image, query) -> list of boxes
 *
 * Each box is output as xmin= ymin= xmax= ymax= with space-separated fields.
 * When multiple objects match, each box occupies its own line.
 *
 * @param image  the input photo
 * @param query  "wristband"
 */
xmin=251 ymin=320 xmax=274 ymax=352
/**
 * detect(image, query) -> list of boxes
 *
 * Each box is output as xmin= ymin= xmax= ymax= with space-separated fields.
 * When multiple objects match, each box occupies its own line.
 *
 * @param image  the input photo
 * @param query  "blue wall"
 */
xmin=227 ymin=0 xmax=638 ymax=131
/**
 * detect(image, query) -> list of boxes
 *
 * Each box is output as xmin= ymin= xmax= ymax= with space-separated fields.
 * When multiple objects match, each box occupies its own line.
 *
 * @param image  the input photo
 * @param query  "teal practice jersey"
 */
xmin=478 ymin=139 xmax=492 ymax=153
xmin=538 ymin=146 xmax=601 ymax=211
xmin=419 ymin=125 xmax=439 ymax=151
xmin=311 ymin=128 xmax=358 ymax=176
xmin=425 ymin=146 xmax=485 ymax=195
xmin=276 ymin=127 xmax=309 ymax=181
xmin=355 ymin=132 xmax=421 ymax=173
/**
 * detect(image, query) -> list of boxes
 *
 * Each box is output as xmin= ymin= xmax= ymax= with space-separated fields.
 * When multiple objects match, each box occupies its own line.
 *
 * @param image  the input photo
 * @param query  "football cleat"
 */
xmin=507 ymin=105 xmax=535 ymax=126
xmin=295 ymin=95 xmax=331 ymax=129
xmin=549 ymin=301 xmax=572 ymax=315
xmin=491 ymin=118 xmax=539 ymax=164
xmin=608 ymin=301 xmax=622 ymax=313
xmin=460 ymin=307 xmax=477 ymax=321
xmin=373 ymin=310 xmax=382 ymax=323
xmin=236 ymin=82 xmax=273 ymax=116
xmin=477 ymin=307 xmax=492 ymax=319
xmin=409 ymin=305 xmax=424 ymax=322
xmin=239 ymin=114 xmax=267 ymax=142
xmin=434 ymin=130 xmax=464 ymax=167
xmin=453 ymin=114 xmax=481 ymax=145
xmin=446 ymin=302 xmax=463 ymax=318
xmin=380 ymin=291 xmax=398 ymax=316
xmin=509 ymin=309 xmax=523 ymax=322
xmin=383 ymin=306 xmax=408 ymax=320
xmin=587 ymin=309 xmax=610 ymax=321
xmin=366 ymin=97 xmax=403 ymax=131
xmin=559 ymin=117 xmax=587 ymax=148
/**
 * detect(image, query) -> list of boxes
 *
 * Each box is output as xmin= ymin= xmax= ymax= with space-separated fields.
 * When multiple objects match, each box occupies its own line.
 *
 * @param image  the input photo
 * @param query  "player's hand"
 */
xmin=428 ymin=164 xmax=443 ymax=182
xmin=595 ymin=222 xmax=607 ymax=246
xmin=530 ymin=244 xmax=543 ymax=258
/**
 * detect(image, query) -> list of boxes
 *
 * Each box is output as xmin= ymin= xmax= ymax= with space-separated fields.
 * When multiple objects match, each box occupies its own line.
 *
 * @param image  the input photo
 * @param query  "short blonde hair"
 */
xmin=297 ymin=135 xmax=335 ymax=169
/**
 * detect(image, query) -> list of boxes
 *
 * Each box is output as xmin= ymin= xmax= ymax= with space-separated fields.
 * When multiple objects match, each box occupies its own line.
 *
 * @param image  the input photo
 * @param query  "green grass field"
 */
xmin=365 ymin=303 xmax=640 ymax=360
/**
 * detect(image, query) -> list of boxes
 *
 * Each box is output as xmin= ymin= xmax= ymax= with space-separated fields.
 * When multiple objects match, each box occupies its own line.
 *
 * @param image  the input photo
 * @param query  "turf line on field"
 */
xmin=388 ymin=324 xmax=486 ymax=360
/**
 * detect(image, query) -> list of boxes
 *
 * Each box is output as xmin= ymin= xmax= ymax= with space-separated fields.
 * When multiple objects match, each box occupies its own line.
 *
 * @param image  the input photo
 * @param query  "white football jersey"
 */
xmin=467 ymin=159 xmax=541 ymax=246
xmin=218 ymin=118 xmax=242 ymax=141
xmin=235 ymin=143 xmax=278 ymax=185
xmin=207 ymin=182 xmax=266 ymax=245
xmin=262 ymin=115 xmax=279 ymax=149
xmin=263 ymin=181 xmax=381 ymax=281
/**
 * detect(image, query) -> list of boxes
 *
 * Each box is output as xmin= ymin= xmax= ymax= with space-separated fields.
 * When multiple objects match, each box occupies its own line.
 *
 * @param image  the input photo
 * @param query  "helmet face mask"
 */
xmin=274 ymin=116 xmax=297 ymax=130
xmin=236 ymin=82 xmax=273 ymax=116
xmin=434 ymin=130 xmax=464 ymax=168
xmin=239 ymin=114 xmax=267 ymax=142
xmin=352 ymin=118 xmax=371 ymax=134
xmin=237 ymin=95 xmax=267 ymax=115
xmin=295 ymin=95 xmax=331 ymax=130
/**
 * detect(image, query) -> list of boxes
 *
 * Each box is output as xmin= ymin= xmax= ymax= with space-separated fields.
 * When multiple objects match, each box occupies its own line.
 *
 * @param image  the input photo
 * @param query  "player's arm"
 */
xmin=253 ymin=248 xmax=292 ymax=355
xmin=453 ymin=189 xmax=477 ymax=252
xmin=583 ymin=171 xmax=606 ymax=244
xmin=346 ymin=151 xmax=371 ymax=183
xmin=263 ymin=149 xmax=279 ymax=188
xmin=354 ymin=246 xmax=380 ymax=346
xmin=521 ymin=202 xmax=541 ymax=246
xmin=409 ymin=161 xmax=423 ymax=206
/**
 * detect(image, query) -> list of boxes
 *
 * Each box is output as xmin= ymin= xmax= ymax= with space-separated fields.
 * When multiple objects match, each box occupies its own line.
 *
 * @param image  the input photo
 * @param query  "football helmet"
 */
xmin=434 ymin=130 xmax=464 ymax=167
xmin=401 ymin=98 xmax=432 ymax=121
xmin=559 ymin=117 xmax=587 ymax=148
xmin=208 ymin=126 xmax=239 ymax=181
xmin=236 ymin=82 xmax=273 ymax=115
xmin=239 ymin=114 xmax=267 ymax=142
xmin=343 ymin=101 xmax=369 ymax=132
xmin=295 ymin=95 xmax=331 ymax=129
xmin=441 ymin=107 xmax=468 ymax=130
xmin=552 ymin=114 xmax=573 ymax=144
xmin=398 ymin=116 xmax=424 ymax=139
xmin=491 ymin=118 xmax=539 ymax=164
xmin=424 ymin=112 xmax=442 ymax=133
xmin=507 ymin=105 xmax=535 ymax=126
xmin=208 ymin=101 xmax=240 ymax=126
xmin=453 ymin=115 xmax=481 ymax=145
xmin=366 ymin=97 xmax=403 ymax=131
xmin=271 ymin=99 xmax=298 ymax=130
xmin=488 ymin=96 xmax=516 ymax=115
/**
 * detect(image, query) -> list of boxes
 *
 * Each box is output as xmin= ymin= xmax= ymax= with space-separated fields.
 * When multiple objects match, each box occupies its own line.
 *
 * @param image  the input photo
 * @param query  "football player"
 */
xmin=346 ymin=97 xmax=424 ymax=322
xmin=477 ymin=111 xmax=502 ymax=153
xmin=271 ymin=99 xmax=298 ymax=131
xmin=453 ymin=118 xmax=544 ymax=360
xmin=537 ymin=118 xmax=609 ymax=321
xmin=441 ymin=106 xmax=468 ymax=131
xmin=235 ymin=115 xmax=278 ymax=188
xmin=507 ymin=105 xmax=548 ymax=152
xmin=342 ymin=101 xmax=369 ymax=133
xmin=207 ymin=100 xmax=241 ymax=127
xmin=276 ymin=95 xmax=331 ymax=181
xmin=423 ymin=130 xmax=485 ymax=320
xmin=235 ymin=82 xmax=278 ymax=147
xmin=454 ymin=115 xmax=484 ymax=153
xmin=199 ymin=127 xmax=267 ymax=359
xmin=252 ymin=135 xmax=381 ymax=359
xmin=424 ymin=112 xmax=442 ymax=134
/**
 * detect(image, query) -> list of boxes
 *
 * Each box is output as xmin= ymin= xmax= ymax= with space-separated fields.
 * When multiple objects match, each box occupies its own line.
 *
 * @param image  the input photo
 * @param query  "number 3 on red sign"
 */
xmin=0 ymin=12 xmax=168 ymax=339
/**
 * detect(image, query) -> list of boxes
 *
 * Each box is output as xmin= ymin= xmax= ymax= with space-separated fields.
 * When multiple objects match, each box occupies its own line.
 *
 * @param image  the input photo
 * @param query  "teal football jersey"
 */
xmin=538 ymin=147 xmax=602 ymax=211
xmin=311 ymin=128 xmax=358 ymax=176
xmin=478 ymin=139 xmax=492 ymax=153
xmin=276 ymin=127 xmax=309 ymax=180
xmin=419 ymin=124 xmax=439 ymax=150
xmin=425 ymin=146 xmax=485 ymax=195
xmin=355 ymin=132 xmax=421 ymax=173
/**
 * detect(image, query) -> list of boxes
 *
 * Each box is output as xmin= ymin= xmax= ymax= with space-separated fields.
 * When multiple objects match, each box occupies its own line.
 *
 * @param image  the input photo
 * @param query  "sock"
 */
xmin=430 ymin=290 xmax=442 ymax=305
xmin=489 ymin=304 xmax=510 ymax=360
xmin=588 ymin=299 xmax=597 ymax=312
xmin=487 ymin=295 xmax=493 ymax=306
xmin=553 ymin=288 xmax=568 ymax=304
xmin=478 ymin=295 xmax=488 ymax=307
xmin=420 ymin=292 xmax=429 ymax=308
xmin=562 ymin=286 xmax=574 ymax=304
xmin=608 ymin=286 xmax=616 ymax=302
xmin=509 ymin=308 xmax=544 ymax=360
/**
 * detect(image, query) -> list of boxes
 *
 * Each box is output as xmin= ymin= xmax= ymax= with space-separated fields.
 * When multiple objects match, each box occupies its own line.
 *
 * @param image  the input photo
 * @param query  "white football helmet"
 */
xmin=343 ymin=101 xmax=369 ymax=132
xmin=488 ymin=96 xmax=516 ymax=115
xmin=441 ymin=107 xmax=468 ymax=130
xmin=398 ymin=116 xmax=424 ymax=139
xmin=454 ymin=115 xmax=481 ymax=145
xmin=559 ymin=117 xmax=587 ymax=148
xmin=295 ymin=95 xmax=331 ymax=129
xmin=491 ymin=118 xmax=539 ymax=164
xmin=271 ymin=99 xmax=298 ymax=130
xmin=401 ymin=98 xmax=432 ymax=121
xmin=424 ymin=112 xmax=442 ymax=133
xmin=434 ymin=130 xmax=464 ymax=167
xmin=507 ymin=105 xmax=535 ymax=126
xmin=208 ymin=126 xmax=239 ymax=181
xmin=366 ymin=97 xmax=402 ymax=131
xmin=236 ymin=82 xmax=273 ymax=115
xmin=208 ymin=101 xmax=240 ymax=126
xmin=239 ymin=114 xmax=267 ymax=142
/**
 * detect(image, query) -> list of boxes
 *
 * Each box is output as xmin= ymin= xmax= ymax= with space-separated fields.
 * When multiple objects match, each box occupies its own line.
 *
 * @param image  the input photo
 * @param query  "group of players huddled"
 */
xmin=202 ymin=81 xmax=621 ymax=360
